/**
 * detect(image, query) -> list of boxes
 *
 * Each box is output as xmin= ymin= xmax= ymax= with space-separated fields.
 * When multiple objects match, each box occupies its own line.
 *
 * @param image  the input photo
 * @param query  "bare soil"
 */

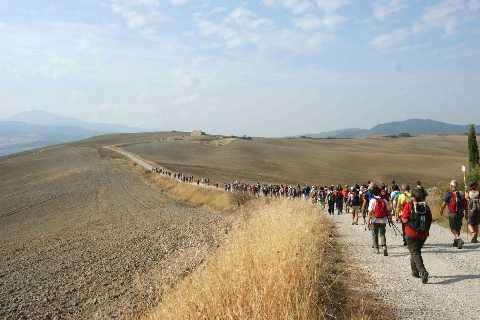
xmin=122 ymin=134 xmax=468 ymax=186
xmin=0 ymin=144 xmax=232 ymax=320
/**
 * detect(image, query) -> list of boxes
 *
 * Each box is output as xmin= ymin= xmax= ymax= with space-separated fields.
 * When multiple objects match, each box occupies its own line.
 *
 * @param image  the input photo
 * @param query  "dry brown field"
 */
xmin=0 ymin=135 xmax=231 ymax=319
xmin=123 ymin=134 xmax=468 ymax=187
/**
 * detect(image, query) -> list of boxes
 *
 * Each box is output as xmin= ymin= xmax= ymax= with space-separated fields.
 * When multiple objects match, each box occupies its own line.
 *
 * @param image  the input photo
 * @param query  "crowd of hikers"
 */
xmin=150 ymin=165 xmax=480 ymax=285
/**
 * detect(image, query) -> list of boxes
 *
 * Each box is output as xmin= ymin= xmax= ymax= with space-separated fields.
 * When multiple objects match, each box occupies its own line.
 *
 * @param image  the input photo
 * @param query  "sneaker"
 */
xmin=452 ymin=239 xmax=458 ymax=247
xmin=457 ymin=239 xmax=464 ymax=249
xmin=421 ymin=271 xmax=429 ymax=284
xmin=472 ymin=236 xmax=478 ymax=244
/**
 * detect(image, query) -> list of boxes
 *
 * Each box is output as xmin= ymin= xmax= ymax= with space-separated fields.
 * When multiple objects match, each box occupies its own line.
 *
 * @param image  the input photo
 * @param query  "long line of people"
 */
xmin=149 ymin=166 xmax=480 ymax=285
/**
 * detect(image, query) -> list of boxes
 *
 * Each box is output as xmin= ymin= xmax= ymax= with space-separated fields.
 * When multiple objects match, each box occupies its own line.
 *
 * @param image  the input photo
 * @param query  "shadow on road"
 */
xmin=429 ymin=274 xmax=480 ymax=285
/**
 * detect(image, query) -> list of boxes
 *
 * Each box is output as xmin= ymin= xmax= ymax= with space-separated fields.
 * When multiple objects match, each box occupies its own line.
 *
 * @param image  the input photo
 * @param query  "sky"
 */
xmin=0 ymin=0 xmax=479 ymax=136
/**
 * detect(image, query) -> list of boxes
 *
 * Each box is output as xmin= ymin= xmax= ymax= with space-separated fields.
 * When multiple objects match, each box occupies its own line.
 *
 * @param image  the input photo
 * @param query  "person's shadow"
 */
xmin=429 ymin=274 xmax=480 ymax=285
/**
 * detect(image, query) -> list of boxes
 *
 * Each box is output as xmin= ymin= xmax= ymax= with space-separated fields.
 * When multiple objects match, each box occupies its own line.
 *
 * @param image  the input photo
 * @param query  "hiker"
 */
xmin=440 ymin=180 xmax=467 ymax=249
xmin=396 ymin=184 xmax=412 ymax=246
xmin=336 ymin=185 xmax=344 ymax=215
xmin=327 ymin=187 xmax=336 ymax=215
xmin=390 ymin=184 xmax=401 ymax=222
xmin=350 ymin=186 xmax=362 ymax=225
xmin=416 ymin=180 xmax=428 ymax=197
xmin=467 ymin=182 xmax=480 ymax=243
xmin=368 ymin=185 xmax=391 ymax=256
xmin=360 ymin=185 xmax=370 ymax=226
xmin=402 ymin=187 xmax=432 ymax=284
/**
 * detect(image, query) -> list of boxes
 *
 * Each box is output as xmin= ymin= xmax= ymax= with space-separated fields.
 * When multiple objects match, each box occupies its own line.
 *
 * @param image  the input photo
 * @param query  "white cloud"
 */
xmin=413 ymin=0 xmax=479 ymax=35
xmin=294 ymin=14 xmax=346 ymax=31
xmin=172 ymin=66 xmax=200 ymax=88
xmin=370 ymin=28 xmax=410 ymax=49
xmin=110 ymin=0 xmax=165 ymax=30
xmin=315 ymin=0 xmax=349 ymax=12
xmin=195 ymin=6 xmax=334 ymax=53
xmin=196 ymin=7 xmax=273 ymax=49
xmin=171 ymin=0 xmax=188 ymax=6
xmin=371 ymin=0 xmax=480 ymax=50
xmin=280 ymin=0 xmax=313 ymax=15
xmin=373 ymin=0 xmax=407 ymax=21
xmin=263 ymin=0 xmax=276 ymax=7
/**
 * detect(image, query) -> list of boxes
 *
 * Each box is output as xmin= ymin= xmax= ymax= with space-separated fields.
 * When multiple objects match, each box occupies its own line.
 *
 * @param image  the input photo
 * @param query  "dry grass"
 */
xmin=146 ymin=200 xmax=335 ymax=320
xmin=148 ymin=174 xmax=250 ymax=212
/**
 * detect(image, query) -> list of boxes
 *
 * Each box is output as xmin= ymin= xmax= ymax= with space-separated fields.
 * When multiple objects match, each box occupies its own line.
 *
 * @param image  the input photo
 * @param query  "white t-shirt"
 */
xmin=368 ymin=196 xmax=389 ymax=224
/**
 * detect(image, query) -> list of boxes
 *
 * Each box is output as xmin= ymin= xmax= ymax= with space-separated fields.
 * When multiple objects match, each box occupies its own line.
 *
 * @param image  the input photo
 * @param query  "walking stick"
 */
xmin=462 ymin=165 xmax=469 ymax=242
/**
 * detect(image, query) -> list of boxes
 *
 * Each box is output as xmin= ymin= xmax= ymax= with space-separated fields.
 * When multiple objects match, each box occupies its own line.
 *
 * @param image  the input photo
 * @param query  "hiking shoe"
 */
xmin=412 ymin=271 xmax=420 ymax=278
xmin=472 ymin=236 xmax=478 ymax=244
xmin=420 ymin=271 xmax=429 ymax=284
xmin=403 ymin=241 xmax=407 ymax=246
xmin=383 ymin=247 xmax=388 ymax=256
xmin=457 ymin=239 xmax=464 ymax=249
xmin=452 ymin=239 xmax=458 ymax=247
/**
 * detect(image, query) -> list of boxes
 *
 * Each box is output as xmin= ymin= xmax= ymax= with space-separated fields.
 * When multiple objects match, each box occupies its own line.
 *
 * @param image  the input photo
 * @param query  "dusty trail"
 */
xmin=0 ymin=146 xmax=232 ymax=320
xmin=332 ymin=213 xmax=480 ymax=319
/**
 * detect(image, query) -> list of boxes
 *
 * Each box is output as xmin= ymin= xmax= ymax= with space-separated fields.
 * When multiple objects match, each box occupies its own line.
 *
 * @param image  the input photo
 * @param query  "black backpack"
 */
xmin=408 ymin=202 xmax=429 ymax=233
xmin=352 ymin=192 xmax=361 ymax=206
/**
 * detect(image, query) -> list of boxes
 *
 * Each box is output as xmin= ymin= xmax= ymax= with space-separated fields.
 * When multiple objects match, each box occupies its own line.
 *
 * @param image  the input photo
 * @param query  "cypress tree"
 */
xmin=468 ymin=124 xmax=479 ymax=170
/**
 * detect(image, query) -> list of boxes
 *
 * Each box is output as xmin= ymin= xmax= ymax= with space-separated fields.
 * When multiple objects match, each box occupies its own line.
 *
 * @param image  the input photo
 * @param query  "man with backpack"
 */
xmin=390 ymin=184 xmax=401 ymax=222
xmin=350 ymin=186 xmax=362 ymax=225
xmin=327 ymin=186 xmax=336 ymax=215
xmin=402 ymin=187 xmax=432 ymax=284
xmin=368 ymin=185 xmax=391 ymax=256
xmin=467 ymin=182 xmax=480 ymax=243
xmin=440 ymin=180 xmax=467 ymax=249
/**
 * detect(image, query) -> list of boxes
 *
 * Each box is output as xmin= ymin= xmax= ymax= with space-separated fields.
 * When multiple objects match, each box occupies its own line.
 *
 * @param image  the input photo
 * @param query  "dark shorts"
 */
xmin=449 ymin=214 xmax=463 ymax=232
xmin=468 ymin=210 xmax=480 ymax=226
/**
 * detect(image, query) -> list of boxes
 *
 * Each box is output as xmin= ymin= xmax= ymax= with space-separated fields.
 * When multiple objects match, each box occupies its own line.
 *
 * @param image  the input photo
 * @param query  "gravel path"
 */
xmin=332 ymin=213 xmax=480 ymax=319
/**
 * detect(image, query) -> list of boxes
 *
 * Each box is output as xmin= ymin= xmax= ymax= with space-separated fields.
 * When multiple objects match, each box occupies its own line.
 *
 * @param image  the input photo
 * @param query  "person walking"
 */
xmin=327 ymin=187 xmax=336 ymax=215
xmin=467 ymin=182 xmax=480 ymax=243
xmin=440 ymin=180 xmax=467 ymax=249
xmin=351 ymin=186 xmax=361 ymax=225
xmin=396 ymin=184 xmax=412 ymax=246
xmin=402 ymin=187 xmax=432 ymax=284
xmin=368 ymin=185 xmax=391 ymax=256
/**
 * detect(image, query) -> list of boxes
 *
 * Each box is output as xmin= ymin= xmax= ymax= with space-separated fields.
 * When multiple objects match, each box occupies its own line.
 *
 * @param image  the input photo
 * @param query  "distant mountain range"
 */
xmin=306 ymin=119 xmax=478 ymax=138
xmin=0 ymin=110 xmax=147 ymax=156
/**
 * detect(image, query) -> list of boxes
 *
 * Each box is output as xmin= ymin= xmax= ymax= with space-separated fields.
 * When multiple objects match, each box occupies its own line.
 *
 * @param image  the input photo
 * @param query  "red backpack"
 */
xmin=373 ymin=198 xmax=388 ymax=218
xmin=447 ymin=191 xmax=465 ymax=215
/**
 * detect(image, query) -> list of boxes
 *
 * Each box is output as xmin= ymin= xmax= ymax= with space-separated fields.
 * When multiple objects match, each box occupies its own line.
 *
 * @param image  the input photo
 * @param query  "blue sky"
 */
xmin=0 ymin=0 xmax=479 ymax=136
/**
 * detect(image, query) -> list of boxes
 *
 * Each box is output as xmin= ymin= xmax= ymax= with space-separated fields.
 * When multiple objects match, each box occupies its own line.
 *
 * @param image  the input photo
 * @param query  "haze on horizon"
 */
xmin=1 ymin=0 xmax=479 ymax=136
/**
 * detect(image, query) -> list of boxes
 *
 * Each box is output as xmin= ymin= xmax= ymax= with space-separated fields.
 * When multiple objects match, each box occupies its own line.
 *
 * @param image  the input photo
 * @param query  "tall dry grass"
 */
xmin=146 ymin=200 xmax=334 ymax=320
xmin=147 ymin=174 xmax=250 ymax=212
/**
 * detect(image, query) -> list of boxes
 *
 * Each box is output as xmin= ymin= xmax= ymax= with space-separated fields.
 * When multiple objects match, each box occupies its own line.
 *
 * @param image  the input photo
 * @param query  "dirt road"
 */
xmin=0 ymin=145 xmax=231 ymax=320
xmin=332 ymin=214 xmax=480 ymax=319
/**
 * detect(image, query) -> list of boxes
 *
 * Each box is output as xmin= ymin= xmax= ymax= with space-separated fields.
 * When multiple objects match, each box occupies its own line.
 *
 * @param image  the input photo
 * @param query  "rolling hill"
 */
xmin=1 ymin=110 xmax=148 ymax=156
xmin=0 ymin=121 xmax=97 ymax=156
xmin=307 ymin=119 xmax=478 ymax=138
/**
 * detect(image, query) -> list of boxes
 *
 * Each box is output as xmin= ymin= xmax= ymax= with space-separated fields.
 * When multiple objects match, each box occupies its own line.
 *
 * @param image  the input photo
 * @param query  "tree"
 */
xmin=468 ymin=124 xmax=479 ymax=170
xmin=467 ymin=124 xmax=480 ymax=184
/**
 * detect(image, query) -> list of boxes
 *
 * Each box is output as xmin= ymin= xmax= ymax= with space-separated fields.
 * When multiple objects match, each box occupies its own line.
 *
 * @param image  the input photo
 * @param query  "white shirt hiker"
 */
xmin=368 ymin=196 xmax=390 ymax=224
